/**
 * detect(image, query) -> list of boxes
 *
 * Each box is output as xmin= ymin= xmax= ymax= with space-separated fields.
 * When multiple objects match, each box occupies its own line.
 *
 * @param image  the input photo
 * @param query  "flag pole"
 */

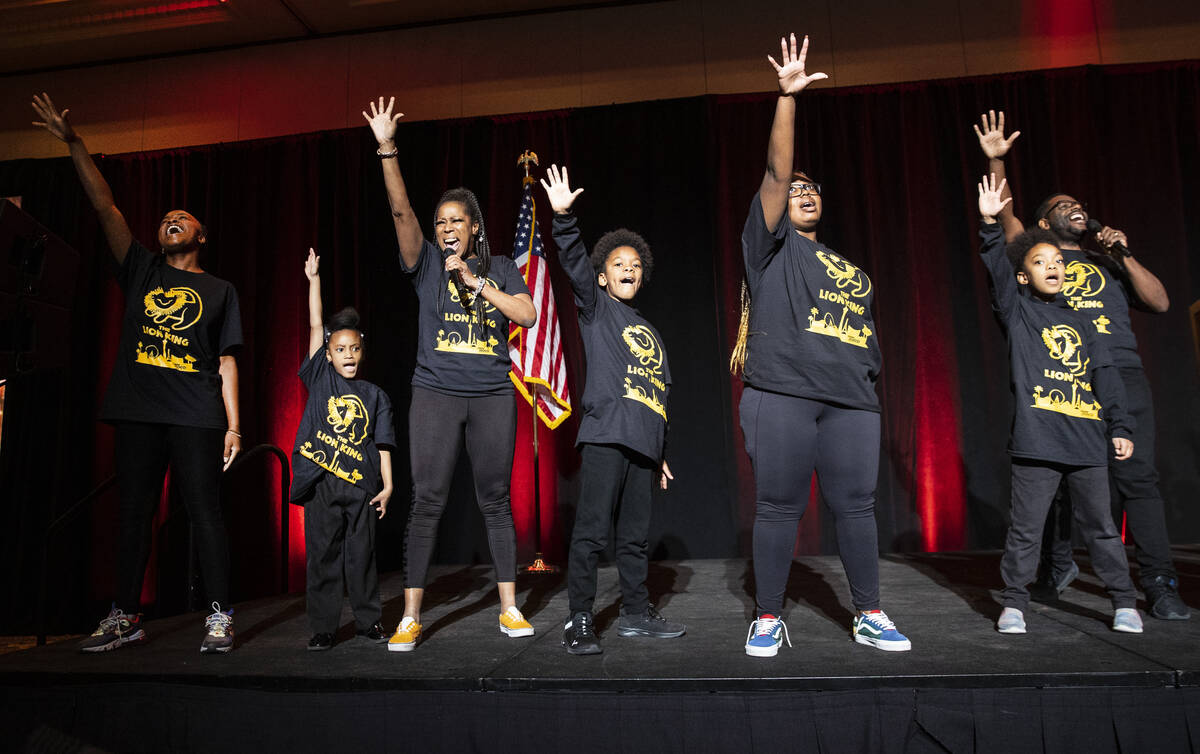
xmin=518 ymin=149 xmax=558 ymax=574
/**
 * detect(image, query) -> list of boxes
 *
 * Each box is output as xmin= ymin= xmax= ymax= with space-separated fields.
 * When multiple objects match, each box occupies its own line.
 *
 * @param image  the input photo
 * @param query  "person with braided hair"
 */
xmin=732 ymin=35 xmax=910 ymax=658
xmin=363 ymin=98 xmax=537 ymax=651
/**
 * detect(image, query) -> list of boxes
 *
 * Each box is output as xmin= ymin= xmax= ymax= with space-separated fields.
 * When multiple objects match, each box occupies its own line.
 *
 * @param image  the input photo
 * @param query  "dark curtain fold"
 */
xmin=3 ymin=59 xmax=1197 ymax=622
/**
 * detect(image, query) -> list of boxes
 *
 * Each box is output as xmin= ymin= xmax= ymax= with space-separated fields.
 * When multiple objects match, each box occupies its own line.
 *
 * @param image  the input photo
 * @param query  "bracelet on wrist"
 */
xmin=226 ymin=429 xmax=242 ymax=438
xmin=377 ymin=146 xmax=399 ymax=159
xmin=474 ymin=278 xmax=486 ymax=297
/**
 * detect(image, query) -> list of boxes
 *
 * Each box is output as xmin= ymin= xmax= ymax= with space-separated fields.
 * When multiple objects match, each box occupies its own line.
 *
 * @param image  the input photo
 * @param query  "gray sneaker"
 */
xmin=616 ymin=604 xmax=685 ymax=638
xmin=996 ymin=607 xmax=1026 ymax=634
xmin=1112 ymin=608 xmax=1144 ymax=634
xmin=200 ymin=602 xmax=234 ymax=654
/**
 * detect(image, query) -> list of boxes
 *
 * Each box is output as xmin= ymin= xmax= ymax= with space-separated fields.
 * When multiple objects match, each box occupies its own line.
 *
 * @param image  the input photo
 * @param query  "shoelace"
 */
xmin=862 ymin=611 xmax=896 ymax=631
xmin=97 ymin=609 xmax=127 ymax=633
xmin=572 ymin=614 xmax=595 ymax=638
xmin=746 ymin=617 xmax=792 ymax=647
xmin=205 ymin=602 xmax=232 ymax=636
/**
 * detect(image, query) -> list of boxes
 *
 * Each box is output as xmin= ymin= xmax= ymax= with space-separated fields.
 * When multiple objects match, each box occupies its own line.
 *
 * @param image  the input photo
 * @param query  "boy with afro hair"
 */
xmin=541 ymin=164 xmax=685 ymax=655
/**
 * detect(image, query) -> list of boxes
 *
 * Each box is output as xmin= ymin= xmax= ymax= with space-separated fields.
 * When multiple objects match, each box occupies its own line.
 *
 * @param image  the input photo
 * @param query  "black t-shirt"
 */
xmin=100 ymin=240 xmax=242 ymax=428
xmin=289 ymin=350 xmax=396 ymax=503
xmin=740 ymin=193 xmax=882 ymax=411
xmin=552 ymin=213 xmax=670 ymax=463
xmin=402 ymin=240 xmax=530 ymax=396
xmin=1060 ymin=247 xmax=1142 ymax=369
xmin=979 ymin=222 xmax=1133 ymax=467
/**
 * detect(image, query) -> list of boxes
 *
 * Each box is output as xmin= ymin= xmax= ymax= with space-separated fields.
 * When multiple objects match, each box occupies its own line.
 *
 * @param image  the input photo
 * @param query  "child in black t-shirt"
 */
xmin=976 ymin=175 xmax=1142 ymax=635
xmin=540 ymin=164 xmax=684 ymax=655
xmin=291 ymin=249 xmax=396 ymax=651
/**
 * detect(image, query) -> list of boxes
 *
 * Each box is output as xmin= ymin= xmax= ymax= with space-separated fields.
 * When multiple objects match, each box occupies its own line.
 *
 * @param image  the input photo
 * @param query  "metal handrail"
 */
xmin=35 ymin=442 xmax=291 ymax=645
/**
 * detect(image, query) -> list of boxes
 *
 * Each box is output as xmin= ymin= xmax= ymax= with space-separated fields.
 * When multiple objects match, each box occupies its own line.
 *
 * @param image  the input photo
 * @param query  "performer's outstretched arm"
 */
xmin=32 ymin=93 xmax=133 ymax=263
xmin=760 ymin=33 xmax=827 ymax=232
xmin=973 ymin=110 xmax=1024 ymax=243
xmin=304 ymin=248 xmax=325 ymax=358
xmin=363 ymin=97 xmax=423 ymax=269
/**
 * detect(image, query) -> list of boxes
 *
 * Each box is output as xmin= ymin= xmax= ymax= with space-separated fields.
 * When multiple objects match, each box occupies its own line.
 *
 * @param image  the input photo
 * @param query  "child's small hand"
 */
xmin=305 ymin=248 xmax=320 ymax=280
xmin=539 ymin=164 xmax=584 ymax=214
xmin=977 ymin=173 xmax=1012 ymax=220
xmin=658 ymin=459 xmax=674 ymax=490
xmin=370 ymin=488 xmax=391 ymax=519
xmin=1112 ymin=437 xmax=1133 ymax=461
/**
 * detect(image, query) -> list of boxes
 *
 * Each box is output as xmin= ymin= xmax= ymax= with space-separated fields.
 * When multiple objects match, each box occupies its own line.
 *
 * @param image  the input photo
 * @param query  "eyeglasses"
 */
xmin=788 ymin=182 xmax=822 ymax=196
xmin=1045 ymin=199 xmax=1085 ymax=217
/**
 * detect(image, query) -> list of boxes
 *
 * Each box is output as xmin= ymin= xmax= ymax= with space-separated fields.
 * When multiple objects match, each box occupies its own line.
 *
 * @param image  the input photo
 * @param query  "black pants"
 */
xmin=404 ymin=387 xmax=517 ymax=587
xmin=114 ymin=422 xmax=229 ymax=612
xmin=1004 ymin=460 xmax=1136 ymax=611
xmin=1041 ymin=367 xmax=1178 ymax=585
xmin=303 ymin=474 xmax=381 ymax=634
xmin=567 ymin=444 xmax=653 ymax=616
xmin=740 ymin=387 xmax=882 ymax=616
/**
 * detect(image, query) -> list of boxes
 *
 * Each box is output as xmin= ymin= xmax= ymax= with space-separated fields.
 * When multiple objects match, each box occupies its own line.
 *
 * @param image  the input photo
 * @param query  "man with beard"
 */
xmin=972 ymin=111 xmax=1188 ymax=620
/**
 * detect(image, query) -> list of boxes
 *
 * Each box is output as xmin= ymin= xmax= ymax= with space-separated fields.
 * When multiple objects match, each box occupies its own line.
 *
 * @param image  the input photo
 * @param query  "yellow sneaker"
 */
xmin=499 ymin=606 xmax=535 ymax=638
xmin=387 ymin=617 xmax=421 ymax=652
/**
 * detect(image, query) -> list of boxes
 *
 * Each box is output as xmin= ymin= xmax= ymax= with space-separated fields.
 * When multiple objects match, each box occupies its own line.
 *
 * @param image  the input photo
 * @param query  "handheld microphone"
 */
xmin=443 ymin=247 xmax=473 ymax=304
xmin=1086 ymin=218 xmax=1131 ymax=258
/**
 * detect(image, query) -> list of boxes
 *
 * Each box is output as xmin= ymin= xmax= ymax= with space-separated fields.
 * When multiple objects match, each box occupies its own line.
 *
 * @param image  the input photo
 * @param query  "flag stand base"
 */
xmin=520 ymin=554 xmax=560 ymax=574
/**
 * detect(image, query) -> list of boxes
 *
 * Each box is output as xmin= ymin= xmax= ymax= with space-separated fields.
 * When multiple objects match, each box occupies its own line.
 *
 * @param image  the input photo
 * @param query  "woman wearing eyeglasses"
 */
xmin=732 ymin=34 xmax=911 ymax=658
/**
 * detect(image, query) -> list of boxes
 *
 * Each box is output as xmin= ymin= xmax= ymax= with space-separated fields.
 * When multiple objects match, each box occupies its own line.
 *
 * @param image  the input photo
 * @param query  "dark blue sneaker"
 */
xmin=744 ymin=614 xmax=790 ymax=658
xmin=852 ymin=610 xmax=911 ymax=652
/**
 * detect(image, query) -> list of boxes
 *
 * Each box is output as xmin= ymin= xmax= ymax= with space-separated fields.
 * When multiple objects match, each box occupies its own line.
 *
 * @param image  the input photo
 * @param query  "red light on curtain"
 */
xmin=1022 ymin=0 xmax=1099 ymax=69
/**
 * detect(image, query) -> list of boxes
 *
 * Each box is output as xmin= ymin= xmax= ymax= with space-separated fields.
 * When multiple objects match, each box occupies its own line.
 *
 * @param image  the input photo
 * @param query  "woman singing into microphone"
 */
xmin=363 ymin=97 xmax=538 ymax=652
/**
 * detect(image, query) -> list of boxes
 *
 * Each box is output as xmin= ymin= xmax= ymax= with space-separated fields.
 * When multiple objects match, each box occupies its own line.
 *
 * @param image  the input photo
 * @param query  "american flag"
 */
xmin=509 ymin=180 xmax=572 ymax=428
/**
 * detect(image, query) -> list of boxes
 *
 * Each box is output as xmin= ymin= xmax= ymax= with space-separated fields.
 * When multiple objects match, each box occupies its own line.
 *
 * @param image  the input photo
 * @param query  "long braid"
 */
xmin=729 ymin=278 xmax=751 ymax=376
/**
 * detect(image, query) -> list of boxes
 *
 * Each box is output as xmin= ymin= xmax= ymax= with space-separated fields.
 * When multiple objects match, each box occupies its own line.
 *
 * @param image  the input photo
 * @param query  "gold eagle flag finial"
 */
xmin=518 ymin=150 xmax=539 ymax=186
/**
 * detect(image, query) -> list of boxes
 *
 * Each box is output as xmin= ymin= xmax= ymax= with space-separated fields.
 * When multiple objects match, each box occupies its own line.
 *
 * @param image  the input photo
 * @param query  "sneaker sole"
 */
xmin=1112 ymin=624 xmax=1144 ymax=634
xmin=500 ymin=626 xmax=535 ymax=638
xmin=563 ymin=642 xmax=603 ymax=655
xmin=616 ymin=626 xmax=686 ymax=638
xmin=996 ymin=624 xmax=1027 ymax=634
xmin=200 ymin=645 xmax=233 ymax=654
xmin=307 ymin=644 xmax=334 ymax=651
xmin=1149 ymin=605 xmax=1190 ymax=620
xmin=744 ymin=644 xmax=780 ymax=658
xmin=853 ymin=634 xmax=912 ymax=651
xmin=79 ymin=630 xmax=146 ymax=653
xmin=387 ymin=641 xmax=418 ymax=652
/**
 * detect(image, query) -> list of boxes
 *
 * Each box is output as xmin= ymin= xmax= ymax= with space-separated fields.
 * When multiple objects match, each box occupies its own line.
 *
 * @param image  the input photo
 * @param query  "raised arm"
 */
xmin=32 ymin=93 xmax=133 ymax=263
xmin=305 ymin=248 xmax=325 ymax=358
xmin=973 ymin=110 xmax=1024 ymax=242
xmin=760 ymin=33 xmax=828 ymax=232
xmin=540 ymin=164 xmax=597 ymax=307
xmin=363 ymin=97 xmax=422 ymax=268
xmin=1092 ymin=226 xmax=1169 ymax=313
xmin=977 ymin=173 xmax=1019 ymax=317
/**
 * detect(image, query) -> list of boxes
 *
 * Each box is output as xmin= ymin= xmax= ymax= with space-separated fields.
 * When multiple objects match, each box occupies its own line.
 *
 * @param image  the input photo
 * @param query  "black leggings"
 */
xmin=740 ymin=387 xmax=881 ymax=615
xmin=404 ymin=387 xmax=517 ymax=587
xmin=114 ymin=422 xmax=229 ymax=612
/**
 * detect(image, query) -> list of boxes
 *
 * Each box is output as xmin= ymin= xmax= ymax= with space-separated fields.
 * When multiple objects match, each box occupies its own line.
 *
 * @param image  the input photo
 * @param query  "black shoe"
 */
xmin=308 ymin=632 xmax=335 ymax=651
xmin=562 ymin=611 xmax=602 ymax=655
xmin=358 ymin=622 xmax=388 ymax=643
xmin=616 ymin=604 xmax=686 ymax=638
xmin=1032 ymin=561 xmax=1078 ymax=603
xmin=1144 ymin=575 xmax=1191 ymax=620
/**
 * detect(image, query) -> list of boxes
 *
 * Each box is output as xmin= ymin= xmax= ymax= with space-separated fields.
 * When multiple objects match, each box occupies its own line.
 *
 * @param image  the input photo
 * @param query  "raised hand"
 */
xmin=768 ymin=33 xmax=828 ymax=96
xmin=977 ymin=173 xmax=1012 ymax=219
xmin=31 ymin=93 xmax=77 ymax=143
xmin=973 ymin=110 xmax=1020 ymax=160
xmin=539 ymin=163 xmax=584 ymax=214
xmin=362 ymin=96 xmax=404 ymax=146
xmin=305 ymin=247 xmax=320 ymax=280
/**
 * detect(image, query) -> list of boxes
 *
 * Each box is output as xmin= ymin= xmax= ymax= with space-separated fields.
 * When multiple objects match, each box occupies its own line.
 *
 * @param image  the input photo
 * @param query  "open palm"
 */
xmin=362 ymin=96 xmax=403 ymax=145
xmin=539 ymin=163 xmax=584 ymax=213
xmin=769 ymin=34 xmax=828 ymax=95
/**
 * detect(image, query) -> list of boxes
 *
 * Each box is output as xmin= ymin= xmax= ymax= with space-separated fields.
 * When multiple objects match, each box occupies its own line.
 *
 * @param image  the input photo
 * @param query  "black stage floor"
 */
xmin=4 ymin=550 xmax=1200 ymax=753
